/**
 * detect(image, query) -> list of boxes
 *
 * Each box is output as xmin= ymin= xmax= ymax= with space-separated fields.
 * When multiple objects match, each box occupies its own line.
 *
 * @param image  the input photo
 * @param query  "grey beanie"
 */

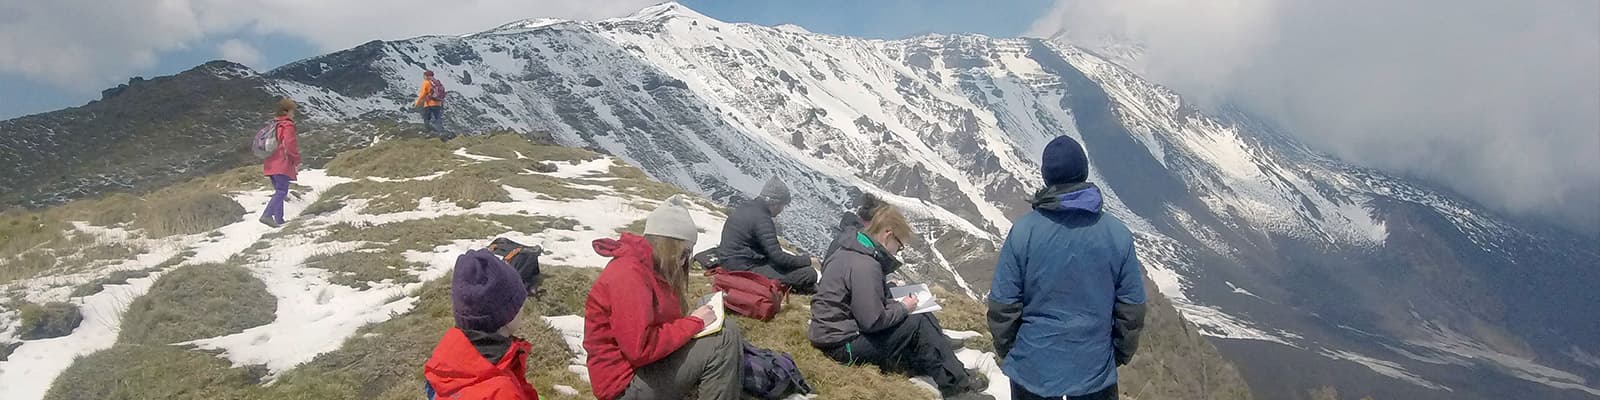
xmin=760 ymin=177 xmax=791 ymax=207
xmin=644 ymin=194 xmax=698 ymax=246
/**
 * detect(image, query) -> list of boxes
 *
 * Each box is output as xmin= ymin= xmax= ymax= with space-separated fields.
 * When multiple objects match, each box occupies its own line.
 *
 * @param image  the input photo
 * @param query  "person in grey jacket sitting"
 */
xmin=808 ymin=203 xmax=988 ymax=400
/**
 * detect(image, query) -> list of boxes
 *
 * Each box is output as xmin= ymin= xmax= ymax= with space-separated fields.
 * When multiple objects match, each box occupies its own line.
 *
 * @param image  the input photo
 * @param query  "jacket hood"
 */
xmin=838 ymin=231 xmax=903 ymax=275
xmin=593 ymin=233 xmax=653 ymax=264
xmin=424 ymin=328 xmax=531 ymax=394
xmin=1031 ymin=182 xmax=1103 ymax=214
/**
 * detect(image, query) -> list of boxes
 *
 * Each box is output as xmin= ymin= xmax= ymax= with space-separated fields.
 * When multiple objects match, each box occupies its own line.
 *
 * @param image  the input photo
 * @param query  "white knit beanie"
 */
xmin=644 ymin=195 xmax=698 ymax=246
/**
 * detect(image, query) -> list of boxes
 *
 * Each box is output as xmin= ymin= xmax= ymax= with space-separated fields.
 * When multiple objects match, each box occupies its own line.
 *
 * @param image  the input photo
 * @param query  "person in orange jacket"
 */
xmin=415 ymin=70 xmax=449 ymax=138
xmin=423 ymin=250 xmax=540 ymax=400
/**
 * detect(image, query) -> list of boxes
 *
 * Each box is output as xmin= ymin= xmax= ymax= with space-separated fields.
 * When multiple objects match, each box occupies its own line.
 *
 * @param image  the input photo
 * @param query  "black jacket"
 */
xmin=718 ymin=199 xmax=812 ymax=272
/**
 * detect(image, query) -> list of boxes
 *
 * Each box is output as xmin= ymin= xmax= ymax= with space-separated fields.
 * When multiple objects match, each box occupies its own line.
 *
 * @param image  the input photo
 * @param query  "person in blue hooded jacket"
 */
xmin=987 ymin=136 xmax=1147 ymax=400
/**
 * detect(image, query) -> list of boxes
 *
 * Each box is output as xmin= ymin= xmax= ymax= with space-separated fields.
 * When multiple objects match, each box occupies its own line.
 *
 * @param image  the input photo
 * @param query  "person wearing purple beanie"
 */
xmin=423 ymin=249 xmax=540 ymax=400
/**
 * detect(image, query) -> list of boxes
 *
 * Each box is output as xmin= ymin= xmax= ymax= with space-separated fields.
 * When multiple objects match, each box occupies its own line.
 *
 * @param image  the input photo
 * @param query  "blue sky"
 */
xmin=0 ymin=0 xmax=1051 ymax=120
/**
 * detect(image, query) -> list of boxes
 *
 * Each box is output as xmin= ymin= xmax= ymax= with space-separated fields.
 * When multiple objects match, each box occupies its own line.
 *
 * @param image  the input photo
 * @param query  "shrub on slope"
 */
xmin=118 ymin=263 xmax=275 ymax=345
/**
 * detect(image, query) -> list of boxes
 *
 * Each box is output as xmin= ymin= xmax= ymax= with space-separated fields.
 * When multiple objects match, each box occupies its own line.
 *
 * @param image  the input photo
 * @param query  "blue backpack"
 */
xmin=743 ymin=343 xmax=813 ymax=399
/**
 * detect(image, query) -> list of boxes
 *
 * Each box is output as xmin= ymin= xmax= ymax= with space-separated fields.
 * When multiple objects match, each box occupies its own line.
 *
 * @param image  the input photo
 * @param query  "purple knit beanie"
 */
xmin=451 ymin=249 xmax=527 ymax=332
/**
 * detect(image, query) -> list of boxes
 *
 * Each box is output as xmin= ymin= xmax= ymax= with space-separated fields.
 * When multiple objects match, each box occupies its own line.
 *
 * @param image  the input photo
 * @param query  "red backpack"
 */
xmin=708 ymin=268 xmax=787 ymax=321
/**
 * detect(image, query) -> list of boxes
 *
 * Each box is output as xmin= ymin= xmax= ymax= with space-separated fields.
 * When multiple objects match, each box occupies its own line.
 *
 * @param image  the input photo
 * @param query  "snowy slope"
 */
xmin=2 ymin=2 xmax=1594 ymax=399
xmin=246 ymin=5 xmax=1600 ymax=399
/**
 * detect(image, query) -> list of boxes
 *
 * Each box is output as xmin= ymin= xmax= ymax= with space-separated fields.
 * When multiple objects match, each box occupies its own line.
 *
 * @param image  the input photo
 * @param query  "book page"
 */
xmin=888 ymin=283 xmax=942 ymax=315
xmin=693 ymin=292 xmax=726 ymax=338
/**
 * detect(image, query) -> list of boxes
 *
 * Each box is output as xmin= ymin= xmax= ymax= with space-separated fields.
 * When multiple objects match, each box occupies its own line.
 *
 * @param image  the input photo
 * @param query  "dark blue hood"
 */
xmin=1031 ymin=182 xmax=1103 ymax=214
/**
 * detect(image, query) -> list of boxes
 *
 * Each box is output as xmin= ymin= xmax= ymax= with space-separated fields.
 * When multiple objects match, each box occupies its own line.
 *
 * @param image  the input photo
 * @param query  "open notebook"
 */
xmin=889 ymin=283 xmax=941 ymax=315
xmin=694 ymin=291 xmax=727 ymax=338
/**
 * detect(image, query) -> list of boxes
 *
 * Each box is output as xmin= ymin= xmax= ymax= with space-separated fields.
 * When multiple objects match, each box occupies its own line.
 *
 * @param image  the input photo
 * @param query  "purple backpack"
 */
xmin=742 ymin=343 xmax=813 ymax=400
xmin=428 ymin=78 xmax=447 ymax=102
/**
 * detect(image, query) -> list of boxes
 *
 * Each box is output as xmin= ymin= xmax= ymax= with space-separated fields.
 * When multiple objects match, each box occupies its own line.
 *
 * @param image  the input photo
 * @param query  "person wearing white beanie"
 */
xmin=644 ymin=195 xmax=699 ymax=247
xmin=583 ymin=193 xmax=745 ymax=400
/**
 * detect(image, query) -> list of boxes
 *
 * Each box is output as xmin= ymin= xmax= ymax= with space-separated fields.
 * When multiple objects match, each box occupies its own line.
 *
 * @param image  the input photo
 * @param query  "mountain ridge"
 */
xmin=2 ymin=3 xmax=1596 ymax=399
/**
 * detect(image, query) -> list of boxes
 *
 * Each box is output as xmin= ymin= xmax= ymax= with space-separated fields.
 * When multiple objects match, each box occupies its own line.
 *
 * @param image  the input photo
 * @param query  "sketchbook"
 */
xmin=889 ymin=283 xmax=942 ymax=315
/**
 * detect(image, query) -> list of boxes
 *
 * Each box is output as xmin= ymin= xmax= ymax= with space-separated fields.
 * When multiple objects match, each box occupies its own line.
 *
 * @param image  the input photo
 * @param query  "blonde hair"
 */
xmin=645 ymin=234 xmax=692 ymax=313
xmin=275 ymin=98 xmax=297 ymax=117
xmin=866 ymin=205 xmax=913 ymax=246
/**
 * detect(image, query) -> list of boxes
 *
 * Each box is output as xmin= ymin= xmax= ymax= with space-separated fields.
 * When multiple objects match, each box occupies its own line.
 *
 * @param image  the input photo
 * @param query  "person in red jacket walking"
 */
xmin=259 ymin=98 xmax=300 ymax=228
xmin=424 ymin=249 xmax=540 ymax=400
xmin=584 ymin=195 xmax=744 ymax=400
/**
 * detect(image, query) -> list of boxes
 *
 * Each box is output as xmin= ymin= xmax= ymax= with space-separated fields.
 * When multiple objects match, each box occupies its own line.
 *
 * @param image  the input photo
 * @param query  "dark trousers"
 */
xmin=747 ymin=264 xmax=819 ymax=295
xmin=820 ymin=314 xmax=969 ymax=393
xmin=1011 ymin=383 xmax=1117 ymax=400
xmin=264 ymin=174 xmax=290 ymax=224
xmin=422 ymin=106 xmax=447 ymax=135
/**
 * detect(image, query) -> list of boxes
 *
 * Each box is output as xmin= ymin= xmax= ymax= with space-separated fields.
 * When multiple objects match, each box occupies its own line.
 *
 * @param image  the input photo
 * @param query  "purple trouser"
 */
xmin=264 ymin=174 xmax=291 ymax=224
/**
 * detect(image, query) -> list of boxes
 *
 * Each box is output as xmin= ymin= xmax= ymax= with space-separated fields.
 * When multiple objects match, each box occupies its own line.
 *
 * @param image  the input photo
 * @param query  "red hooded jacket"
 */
xmin=583 ymin=233 xmax=705 ymax=400
xmin=261 ymin=116 xmax=300 ymax=180
xmin=424 ymin=328 xmax=540 ymax=400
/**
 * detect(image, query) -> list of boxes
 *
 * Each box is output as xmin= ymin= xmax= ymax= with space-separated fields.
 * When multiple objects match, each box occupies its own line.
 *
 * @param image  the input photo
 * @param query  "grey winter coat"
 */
xmin=808 ymin=231 xmax=908 ymax=347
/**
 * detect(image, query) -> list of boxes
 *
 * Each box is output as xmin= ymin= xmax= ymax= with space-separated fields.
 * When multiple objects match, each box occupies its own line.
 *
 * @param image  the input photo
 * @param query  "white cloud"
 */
xmin=1032 ymin=0 xmax=1600 ymax=234
xmin=217 ymin=39 xmax=263 ymax=67
xmin=0 ymin=0 xmax=658 ymax=90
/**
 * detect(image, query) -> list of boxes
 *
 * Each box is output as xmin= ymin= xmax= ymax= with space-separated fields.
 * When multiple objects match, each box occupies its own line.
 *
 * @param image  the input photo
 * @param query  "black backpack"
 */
xmin=742 ymin=343 xmax=813 ymax=400
xmin=692 ymin=247 xmax=722 ymax=271
xmin=487 ymin=238 xmax=543 ymax=296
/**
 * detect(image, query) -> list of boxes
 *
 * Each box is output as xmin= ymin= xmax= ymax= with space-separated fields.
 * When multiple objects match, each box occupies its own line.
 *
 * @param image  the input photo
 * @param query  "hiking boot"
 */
xmin=258 ymin=214 xmax=282 ymax=228
xmin=942 ymin=390 xmax=994 ymax=400
xmin=963 ymin=369 xmax=989 ymax=391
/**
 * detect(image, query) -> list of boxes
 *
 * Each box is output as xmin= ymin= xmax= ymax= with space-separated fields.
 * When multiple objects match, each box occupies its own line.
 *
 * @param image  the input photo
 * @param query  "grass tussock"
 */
xmin=43 ymin=344 xmax=265 ymax=400
xmin=0 ymin=209 xmax=67 ymax=256
xmin=499 ymin=173 xmax=603 ymax=201
xmin=457 ymin=133 xmax=602 ymax=164
xmin=304 ymin=249 xmax=424 ymax=289
xmin=70 ymin=268 xmax=157 ymax=298
xmin=18 ymin=301 xmax=83 ymax=340
xmin=325 ymin=138 xmax=459 ymax=179
xmin=309 ymin=170 xmax=511 ymax=215
xmin=135 ymin=189 xmax=245 ymax=237
xmin=320 ymin=214 xmax=578 ymax=253
xmin=118 ymin=263 xmax=276 ymax=345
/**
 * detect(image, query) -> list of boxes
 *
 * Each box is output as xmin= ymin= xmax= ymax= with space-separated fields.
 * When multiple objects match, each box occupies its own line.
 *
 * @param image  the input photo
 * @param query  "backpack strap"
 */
xmin=503 ymin=247 xmax=523 ymax=263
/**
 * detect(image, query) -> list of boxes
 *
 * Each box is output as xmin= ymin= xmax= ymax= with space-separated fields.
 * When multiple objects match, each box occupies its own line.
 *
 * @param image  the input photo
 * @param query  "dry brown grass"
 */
xmin=303 ymin=248 xmax=424 ymax=289
xmin=134 ymin=189 xmax=245 ymax=237
xmin=118 ymin=263 xmax=276 ymax=345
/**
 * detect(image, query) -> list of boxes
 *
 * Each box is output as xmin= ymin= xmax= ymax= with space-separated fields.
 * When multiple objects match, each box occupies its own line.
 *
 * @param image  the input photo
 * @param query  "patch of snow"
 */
xmin=0 ymin=273 xmax=159 ymax=400
xmin=943 ymin=330 xmax=982 ymax=340
xmin=453 ymin=148 xmax=505 ymax=161
xmin=1318 ymin=347 xmax=1452 ymax=392
xmin=543 ymin=315 xmax=589 ymax=383
xmin=1225 ymin=281 xmax=1263 ymax=300
xmin=955 ymin=348 xmax=1011 ymax=400
xmin=1408 ymin=323 xmax=1600 ymax=396
xmin=553 ymin=385 xmax=580 ymax=396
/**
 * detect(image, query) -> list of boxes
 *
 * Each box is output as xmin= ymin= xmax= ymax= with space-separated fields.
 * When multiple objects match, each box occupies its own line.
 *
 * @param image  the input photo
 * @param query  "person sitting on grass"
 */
xmin=423 ymin=250 xmax=540 ymax=400
xmin=584 ymin=195 xmax=745 ymax=400
xmin=808 ymin=203 xmax=991 ymax=400
xmin=718 ymin=177 xmax=822 ymax=294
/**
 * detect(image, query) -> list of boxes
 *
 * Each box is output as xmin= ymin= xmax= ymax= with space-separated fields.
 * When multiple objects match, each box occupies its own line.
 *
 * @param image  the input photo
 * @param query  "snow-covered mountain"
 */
xmin=2 ymin=3 xmax=1596 ymax=399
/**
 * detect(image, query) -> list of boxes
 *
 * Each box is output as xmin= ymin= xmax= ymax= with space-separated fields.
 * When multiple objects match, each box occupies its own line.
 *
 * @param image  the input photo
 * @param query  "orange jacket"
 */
xmin=416 ymin=78 xmax=443 ymax=108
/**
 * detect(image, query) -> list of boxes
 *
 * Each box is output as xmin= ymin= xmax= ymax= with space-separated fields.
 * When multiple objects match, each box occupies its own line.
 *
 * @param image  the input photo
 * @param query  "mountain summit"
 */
xmin=1 ymin=3 xmax=1596 ymax=399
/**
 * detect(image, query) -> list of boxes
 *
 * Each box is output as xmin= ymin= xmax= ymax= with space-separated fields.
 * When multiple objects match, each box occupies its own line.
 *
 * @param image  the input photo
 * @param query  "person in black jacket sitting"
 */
xmin=717 ymin=178 xmax=821 ymax=294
